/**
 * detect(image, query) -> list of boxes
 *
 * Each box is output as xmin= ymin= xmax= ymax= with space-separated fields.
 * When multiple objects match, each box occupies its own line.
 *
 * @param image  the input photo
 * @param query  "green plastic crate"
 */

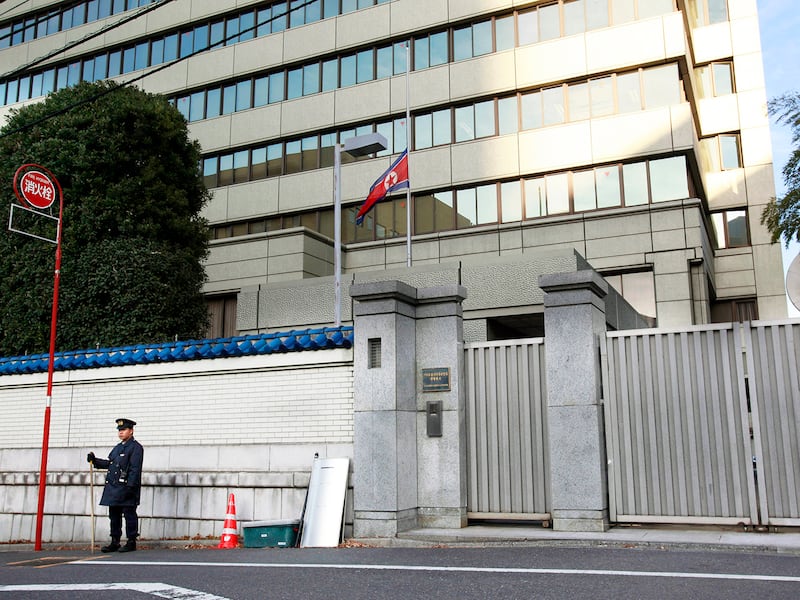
xmin=242 ymin=519 xmax=300 ymax=548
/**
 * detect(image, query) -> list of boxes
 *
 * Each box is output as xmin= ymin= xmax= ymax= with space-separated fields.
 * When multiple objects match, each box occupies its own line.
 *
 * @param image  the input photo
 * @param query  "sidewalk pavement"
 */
xmin=4 ymin=525 xmax=800 ymax=555
xmin=357 ymin=523 xmax=800 ymax=555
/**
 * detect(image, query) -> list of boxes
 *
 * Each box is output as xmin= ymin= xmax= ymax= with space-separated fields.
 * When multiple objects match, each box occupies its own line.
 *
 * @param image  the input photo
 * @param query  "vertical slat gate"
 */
xmin=465 ymin=339 xmax=549 ymax=521
xmin=745 ymin=321 xmax=800 ymax=526
xmin=603 ymin=324 xmax=758 ymax=525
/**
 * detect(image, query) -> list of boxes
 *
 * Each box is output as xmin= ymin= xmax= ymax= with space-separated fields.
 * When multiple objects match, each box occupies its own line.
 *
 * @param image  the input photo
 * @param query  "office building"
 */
xmin=0 ymin=0 xmax=787 ymax=340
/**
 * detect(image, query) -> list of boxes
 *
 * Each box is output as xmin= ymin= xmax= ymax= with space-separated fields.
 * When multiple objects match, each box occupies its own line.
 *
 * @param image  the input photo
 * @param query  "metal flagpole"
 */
xmin=405 ymin=41 xmax=412 ymax=268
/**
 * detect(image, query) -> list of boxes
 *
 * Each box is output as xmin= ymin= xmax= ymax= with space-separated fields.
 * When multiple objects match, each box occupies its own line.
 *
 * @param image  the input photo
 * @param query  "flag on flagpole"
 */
xmin=355 ymin=149 xmax=409 ymax=225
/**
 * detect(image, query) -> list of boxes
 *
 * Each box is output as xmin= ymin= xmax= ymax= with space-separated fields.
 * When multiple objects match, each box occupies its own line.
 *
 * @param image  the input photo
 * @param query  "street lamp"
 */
xmin=333 ymin=132 xmax=388 ymax=327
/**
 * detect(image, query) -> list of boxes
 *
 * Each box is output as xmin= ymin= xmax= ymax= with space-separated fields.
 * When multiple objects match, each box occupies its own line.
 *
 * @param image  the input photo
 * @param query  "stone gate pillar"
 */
xmin=538 ymin=271 xmax=610 ymax=532
xmin=350 ymin=280 xmax=467 ymax=537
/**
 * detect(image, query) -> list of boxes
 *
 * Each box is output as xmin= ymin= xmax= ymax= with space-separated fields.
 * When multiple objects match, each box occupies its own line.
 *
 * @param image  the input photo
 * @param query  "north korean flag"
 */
xmin=355 ymin=149 xmax=409 ymax=225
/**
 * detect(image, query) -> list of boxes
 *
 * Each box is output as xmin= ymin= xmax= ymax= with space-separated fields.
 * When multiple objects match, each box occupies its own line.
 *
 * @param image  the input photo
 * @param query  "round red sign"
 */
xmin=16 ymin=170 xmax=57 ymax=210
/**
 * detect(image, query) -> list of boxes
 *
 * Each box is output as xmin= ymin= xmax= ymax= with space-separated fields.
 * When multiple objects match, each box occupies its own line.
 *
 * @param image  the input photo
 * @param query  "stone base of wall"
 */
xmin=0 ymin=444 xmax=353 ymax=544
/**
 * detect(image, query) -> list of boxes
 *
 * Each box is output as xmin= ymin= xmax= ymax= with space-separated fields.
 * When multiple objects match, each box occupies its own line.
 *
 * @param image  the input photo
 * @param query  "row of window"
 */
xmin=0 ymin=0 xmax=678 ymax=108
xmin=0 ymin=0 xmax=157 ymax=49
xmin=213 ymin=155 xmax=692 ymax=241
xmin=200 ymin=62 xmax=691 ymax=189
xmin=0 ymin=0 xmax=390 ymax=107
xmin=210 ymin=155 xmax=748 ymax=251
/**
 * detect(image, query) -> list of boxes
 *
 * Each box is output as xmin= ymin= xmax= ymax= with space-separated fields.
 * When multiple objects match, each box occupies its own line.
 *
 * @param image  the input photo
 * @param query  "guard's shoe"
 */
xmin=100 ymin=542 xmax=120 ymax=553
xmin=118 ymin=540 xmax=136 ymax=553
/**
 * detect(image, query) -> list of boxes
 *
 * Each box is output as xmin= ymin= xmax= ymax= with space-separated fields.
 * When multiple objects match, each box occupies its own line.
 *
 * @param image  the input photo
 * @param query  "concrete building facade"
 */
xmin=0 ymin=0 xmax=787 ymax=339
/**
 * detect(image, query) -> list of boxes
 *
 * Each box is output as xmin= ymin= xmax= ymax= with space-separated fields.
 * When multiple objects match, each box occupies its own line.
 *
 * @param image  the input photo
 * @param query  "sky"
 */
xmin=756 ymin=0 xmax=800 ymax=315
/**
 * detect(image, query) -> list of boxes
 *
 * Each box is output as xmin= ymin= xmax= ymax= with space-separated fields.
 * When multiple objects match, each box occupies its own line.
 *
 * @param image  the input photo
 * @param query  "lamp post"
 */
xmin=333 ymin=132 xmax=388 ymax=327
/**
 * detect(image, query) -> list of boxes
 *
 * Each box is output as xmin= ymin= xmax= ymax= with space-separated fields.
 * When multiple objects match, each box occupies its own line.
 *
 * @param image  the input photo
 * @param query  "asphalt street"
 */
xmin=2 ymin=544 xmax=800 ymax=599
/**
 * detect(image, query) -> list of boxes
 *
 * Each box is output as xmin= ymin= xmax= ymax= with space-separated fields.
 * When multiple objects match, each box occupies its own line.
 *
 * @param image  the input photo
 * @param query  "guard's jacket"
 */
xmin=92 ymin=438 xmax=144 ymax=507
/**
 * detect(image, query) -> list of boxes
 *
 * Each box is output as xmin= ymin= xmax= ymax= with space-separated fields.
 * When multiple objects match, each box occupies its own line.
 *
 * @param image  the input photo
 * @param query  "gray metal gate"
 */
xmin=464 ymin=339 xmax=549 ymax=521
xmin=603 ymin=320 xmax=800 ymax=527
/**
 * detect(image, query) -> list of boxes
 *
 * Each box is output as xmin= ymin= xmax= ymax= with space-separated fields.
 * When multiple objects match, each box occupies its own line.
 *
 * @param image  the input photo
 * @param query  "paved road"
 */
xmin=2 ymin=545 xmax=800 ymax=599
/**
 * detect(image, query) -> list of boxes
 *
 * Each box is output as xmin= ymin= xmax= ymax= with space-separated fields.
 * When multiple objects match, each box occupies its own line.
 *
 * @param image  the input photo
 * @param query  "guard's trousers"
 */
xmin=108 ymin=505 xmax=138 ymax=541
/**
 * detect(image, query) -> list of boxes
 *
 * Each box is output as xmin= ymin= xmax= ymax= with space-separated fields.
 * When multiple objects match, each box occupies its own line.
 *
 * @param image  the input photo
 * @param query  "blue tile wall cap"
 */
xmin=0 ymin=327 xmax=353 ymax=375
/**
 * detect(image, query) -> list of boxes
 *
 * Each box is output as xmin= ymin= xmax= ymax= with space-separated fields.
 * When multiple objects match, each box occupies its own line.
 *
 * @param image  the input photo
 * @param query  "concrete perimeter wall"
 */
xmin=0 ymin=349 xmax=353 ymax=544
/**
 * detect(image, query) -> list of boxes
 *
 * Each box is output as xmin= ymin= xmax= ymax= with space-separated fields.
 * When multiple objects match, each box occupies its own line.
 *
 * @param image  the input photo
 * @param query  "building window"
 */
xmin=604 ymin=270 xmax=657 ymax=326
xmin=711 ymin=210 xmax=749 ymax=248
xmin=705 ymin=134 xmax=742 ymax=170
xmin=711 ymin=298 xmax=757 ymax=323
xmin=206 ymin=295 xmax=238 ymax=338
xmin=687 ymin=0 xmax=728 ymax=27
xmin=210 ymin=154 xmax=695 ymax=244
xmin=696 ymin=61 xmax=734 ymax=98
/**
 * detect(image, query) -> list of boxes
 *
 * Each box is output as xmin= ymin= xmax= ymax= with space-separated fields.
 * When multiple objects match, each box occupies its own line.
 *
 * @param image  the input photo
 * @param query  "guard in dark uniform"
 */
xmin=87 ymin=418 xmax=144 ymax=553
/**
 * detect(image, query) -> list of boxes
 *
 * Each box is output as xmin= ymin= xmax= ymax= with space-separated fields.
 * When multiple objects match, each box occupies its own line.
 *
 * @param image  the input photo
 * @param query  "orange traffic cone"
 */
xmin=217 ymin=493 xmax=239 ymax=549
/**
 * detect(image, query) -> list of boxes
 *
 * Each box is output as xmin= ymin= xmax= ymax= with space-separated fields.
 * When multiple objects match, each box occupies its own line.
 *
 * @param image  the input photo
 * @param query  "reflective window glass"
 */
xmin=473 ymin=20 xmax=492 ymax=56
xmin=189 ymin=91 xmax=205 ymax=122
xmin=287 ymin=68 xmax=303 ymax=100
xmin=433 ymin=191 xmax=454 ymax=231
xmin=430 ymin=31 xmax=448 ymax=65
xmin=525 ymin=178 xmax=546 ymax=218
xmin=236 ymin=80 xmax=252 ymax=111
xmin=272 ymin=3 xmax=287 ymax=32
xmin=616 ymin=72 xmax=641 ymax=112
xmin=586 ymin=0 xmax=609 ymax=29
xmin=622 ymin=162 xmax=648 ymax=205
xmin=455 ymin=106 xmax=475 ymax=142
xmin=302 ymin=136 xmax=318 ymax=170
xmin=433 ymin=109 xmax=451 ymax=146
xmin=564 ymin=0 xmax=586 ymax=36
xmin=720 ymin=135 xmax=741 ymax=169
xmin=708 ymin=0 xmax=728 ymax=24
xmin=377 ymin=46 xmax=393 ymax=78
xmin=267 ymin=143 xmax=282 ymax=176
xmin=239 ymin=11 xmax=254 ymax=42
xmin=590 ymin=76 xmax=614 ymax=116
xmin=394 ymin=42 xmax=408 ymax=74
xmin=474 ymin=100 xmax=495 ymax=138
xmin=233 ymin=150 xmax=249 ymax=182
xmin=415 ymin=36 xmax=430 ymax=70
xmin=415 ymin=114 xmax=433 ymax=149
xmin=498 ymin=97 xmax=518 ymax=134
xmin=415 ymin=193 xmax=435 ymax=234
xmin=476 ymin=184 xmax=498 ymax=224
xmin=285 ymin=140 xmax=302 ymax=174
xmin=521 ymin=91 xmax=543 ymax=129
xmin=322 ymin=59 xmax=338 ymax=90
xmin=453 ymin=26 xmax=472 ymax=61
xmin=304 ymin=63 xmax=320 ymax=95
xmin=642 ymin=64 xmax=680 ymax=108
xmin=545 ymin=173 xmax=570 ymax=213
xmin=496 ymin=15 xmax=515 ymax=51
xmin=539 ymin=3 xmax=561 ymax=40
xmin=568 ymin=82 xmax=590 ymax=120
xmin=254 ymin=77 xmax=268 ymax=107
xmin=596 ymin=166 xmax=621 ymax=208
xmin=222 ymin=84 xmax=236 ymax=114
xmin=649 ymin=156 xmax=689 ymax=202
xmin=340 ymin=55 xmax=356 ymax=86
xmin=518 ymin=9 xmax=539 ymax=45
xmin=206 ymin=88 xmax=221 ymax=118
xmin=542 ymin=86 xmax=565 ymax=125
xmin=163 ymin=34 xmax=178 ymax=61
xmin=268 ymin=72 xmax=284 ymax=103
xmin=500 ymin=181 xmax=522 ymax=222
xmin=255 ymin=9 xmax=270 ymax=37
xmin=457 ymin=188 xmax=477 ymax=227
xmin=356 ymin=49 xmax=373 ymax=83
xmin=638 ymin=0 xmax=674 ymax=19
xmin=712 ymin=62 xmax=733 ymax=95
xmin=573 ymin=170 xmax=597 ymax=212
